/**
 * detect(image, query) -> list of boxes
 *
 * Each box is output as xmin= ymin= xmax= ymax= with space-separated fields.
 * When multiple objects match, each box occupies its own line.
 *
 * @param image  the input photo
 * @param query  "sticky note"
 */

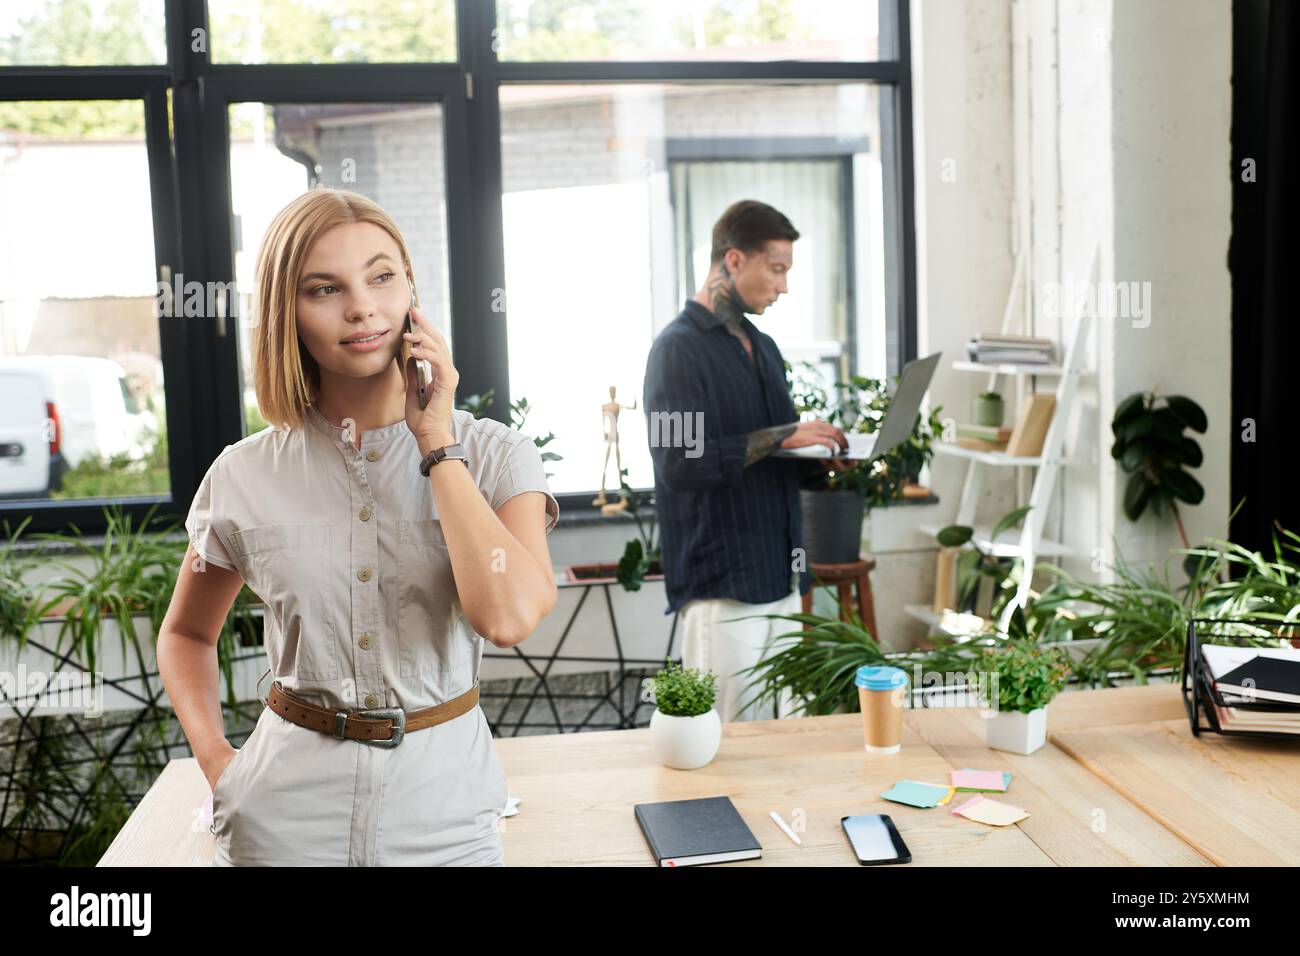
xmin=951 ymin=795 xmax=1029 ymax=826
xmin=952 ymin=769 xmax=1011 ymax=792
xmin=881 ymin=780 xmax=955 ymax=809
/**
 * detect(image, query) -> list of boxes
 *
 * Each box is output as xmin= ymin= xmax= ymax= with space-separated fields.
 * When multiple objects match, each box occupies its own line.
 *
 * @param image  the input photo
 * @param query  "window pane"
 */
xmin=496 ymin=0 xmax=885 ymax=62
xmin=500 ymin=83 xmax=888 ymax=496
xmin=0 ymin=101 xmax=168 ymax=502
xmin=210 ymin=0 xmax=456 ymax=63
xmin=0 ymin=0 xmax=165 ymax=65
xmin=227 ymin=101 xmax=452 ymax=433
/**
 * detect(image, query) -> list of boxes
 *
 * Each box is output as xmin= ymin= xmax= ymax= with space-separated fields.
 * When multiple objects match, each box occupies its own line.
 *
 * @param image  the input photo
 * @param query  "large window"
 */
xmin=495 ymin=0 xmax=883 ymax=62
xmin=227 ymin=100 xmax=455 ymax=423
xmin=500 ymin=83 xmax=889 ymax=495
xmin=0 ymin=0 xmax=914 ymax=534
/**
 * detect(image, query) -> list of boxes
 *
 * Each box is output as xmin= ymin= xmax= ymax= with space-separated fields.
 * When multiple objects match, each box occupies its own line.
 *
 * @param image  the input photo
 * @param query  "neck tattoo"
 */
xmin=706 ymin=265 xmax=748 ymax=342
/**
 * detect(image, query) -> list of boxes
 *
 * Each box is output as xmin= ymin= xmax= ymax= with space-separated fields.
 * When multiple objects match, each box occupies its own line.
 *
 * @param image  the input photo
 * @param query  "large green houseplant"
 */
xmin=2 ymin=505 xmax=264 ymax=865
xmin=1111 ymin=390 xmax=1207 ymax=548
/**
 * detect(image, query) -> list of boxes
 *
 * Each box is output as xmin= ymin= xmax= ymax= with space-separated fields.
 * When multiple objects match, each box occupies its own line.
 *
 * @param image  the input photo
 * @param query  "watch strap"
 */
xmin=419 ymin=442 xmax=468 ymax=476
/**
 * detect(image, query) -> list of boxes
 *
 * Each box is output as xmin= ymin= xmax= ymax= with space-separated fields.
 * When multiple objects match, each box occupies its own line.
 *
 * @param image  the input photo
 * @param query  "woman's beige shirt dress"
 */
xmin=185 ymin=404 xmax=559 ymax=866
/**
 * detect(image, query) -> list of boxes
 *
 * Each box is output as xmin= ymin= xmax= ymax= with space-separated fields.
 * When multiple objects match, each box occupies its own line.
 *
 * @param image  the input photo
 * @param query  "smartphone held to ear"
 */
xmin=402 ymin=275 xmax=433 ymax=410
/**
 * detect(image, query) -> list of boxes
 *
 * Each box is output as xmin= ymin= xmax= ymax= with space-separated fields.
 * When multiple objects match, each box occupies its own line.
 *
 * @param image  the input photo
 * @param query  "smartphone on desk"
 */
xmin=842 ymin=814 xmax=912 ymax=865
xmin=401 ymin=275 xmax=433 ymax=410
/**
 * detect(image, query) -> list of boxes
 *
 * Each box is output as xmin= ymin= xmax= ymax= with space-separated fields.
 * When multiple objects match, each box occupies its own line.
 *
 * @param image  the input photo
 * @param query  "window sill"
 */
xmin=553 ymin=491 xmax=939 ymax=529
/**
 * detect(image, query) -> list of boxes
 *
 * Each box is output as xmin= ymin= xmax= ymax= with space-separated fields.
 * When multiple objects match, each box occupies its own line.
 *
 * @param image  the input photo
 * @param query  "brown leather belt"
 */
xmin=267 ymin=679 xmax=479 ymax=748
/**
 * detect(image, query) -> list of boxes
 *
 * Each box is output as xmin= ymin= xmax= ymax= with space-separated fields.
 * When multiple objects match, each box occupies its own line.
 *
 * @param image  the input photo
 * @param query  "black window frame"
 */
xmin=0 ymin=0 xmax=917 ymax=537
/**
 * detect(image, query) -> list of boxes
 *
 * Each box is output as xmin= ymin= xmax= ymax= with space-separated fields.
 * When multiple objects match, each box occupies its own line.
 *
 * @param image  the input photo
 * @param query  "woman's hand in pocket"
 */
xmin=202 ymin=743 xmax=239 ymax=794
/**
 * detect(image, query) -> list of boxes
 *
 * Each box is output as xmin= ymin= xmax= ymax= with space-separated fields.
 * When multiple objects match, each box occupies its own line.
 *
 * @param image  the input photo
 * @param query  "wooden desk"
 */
xmin=98 ymin=684 xmax=1299 ymax=866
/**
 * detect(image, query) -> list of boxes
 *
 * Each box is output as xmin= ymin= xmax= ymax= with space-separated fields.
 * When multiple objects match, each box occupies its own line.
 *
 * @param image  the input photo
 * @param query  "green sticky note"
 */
xmin=881 ymin=780 xmax=952 ymax=808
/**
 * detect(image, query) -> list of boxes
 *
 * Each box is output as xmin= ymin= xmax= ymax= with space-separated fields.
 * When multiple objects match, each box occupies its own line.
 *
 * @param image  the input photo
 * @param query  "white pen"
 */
xmin=769 ymin=810 xmax=801 ymax=846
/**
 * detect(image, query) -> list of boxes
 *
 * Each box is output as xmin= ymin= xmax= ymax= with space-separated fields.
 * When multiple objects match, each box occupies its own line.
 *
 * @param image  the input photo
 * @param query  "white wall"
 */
xmin=908 ymin=0 xmax=1231 ymax=620
xmin=1107 ymin=0 xmax=1232 ymax=568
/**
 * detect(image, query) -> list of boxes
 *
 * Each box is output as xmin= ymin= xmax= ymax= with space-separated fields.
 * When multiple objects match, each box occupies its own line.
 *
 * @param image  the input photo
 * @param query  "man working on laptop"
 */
xmin=643 ymin=199 xmax=850 ymax=723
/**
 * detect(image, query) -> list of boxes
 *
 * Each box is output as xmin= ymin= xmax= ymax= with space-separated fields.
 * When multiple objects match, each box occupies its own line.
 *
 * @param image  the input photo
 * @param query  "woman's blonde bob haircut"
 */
xmin=253 ymin=187 xmax=414 ymax=430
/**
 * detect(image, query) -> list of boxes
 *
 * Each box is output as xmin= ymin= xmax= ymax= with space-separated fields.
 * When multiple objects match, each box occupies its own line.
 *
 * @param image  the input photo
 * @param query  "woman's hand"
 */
xmin=403 ymin=305 xmax=459 ymax=446
xmin=202 ymin=743 xmax=238 ymax=794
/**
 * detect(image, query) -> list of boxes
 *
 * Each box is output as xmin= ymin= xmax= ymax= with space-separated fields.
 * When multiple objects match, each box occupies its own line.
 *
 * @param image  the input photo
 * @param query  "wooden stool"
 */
xmin=800 ymin=556 xmax=880 ymax=640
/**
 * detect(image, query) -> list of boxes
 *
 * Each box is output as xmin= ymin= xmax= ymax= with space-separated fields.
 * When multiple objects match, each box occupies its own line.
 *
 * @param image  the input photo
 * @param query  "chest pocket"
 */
xmin=229 ymin=522 xmax=339 ymax=681
xmin=398 ymin=518 xmax=471 ymax=677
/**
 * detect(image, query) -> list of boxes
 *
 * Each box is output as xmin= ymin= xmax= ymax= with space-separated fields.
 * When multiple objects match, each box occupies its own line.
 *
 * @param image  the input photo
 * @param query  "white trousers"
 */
xmin=679 ymin=588 xmax=802 ymax=723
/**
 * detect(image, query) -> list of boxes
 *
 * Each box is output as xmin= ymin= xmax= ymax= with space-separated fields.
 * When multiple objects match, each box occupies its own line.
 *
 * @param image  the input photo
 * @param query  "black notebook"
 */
xmin=634 ymin=796 xmax=762 ymax=867
xmin=1215 ymin=655 xmax=1300 ymax=706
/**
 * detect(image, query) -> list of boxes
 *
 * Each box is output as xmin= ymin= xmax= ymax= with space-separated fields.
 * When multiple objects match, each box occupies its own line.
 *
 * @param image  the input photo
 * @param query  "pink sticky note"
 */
xmin=952 ymin=768 xmax=1008 ymax=791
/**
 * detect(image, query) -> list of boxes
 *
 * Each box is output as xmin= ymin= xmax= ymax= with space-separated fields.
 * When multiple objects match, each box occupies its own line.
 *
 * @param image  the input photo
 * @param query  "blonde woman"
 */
xmin=157 ymin=187 xmax=559 ymax=866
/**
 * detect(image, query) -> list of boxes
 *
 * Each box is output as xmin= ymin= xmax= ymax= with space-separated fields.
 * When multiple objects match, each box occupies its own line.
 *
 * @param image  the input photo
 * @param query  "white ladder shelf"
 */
xmin=905 ymin=248 xmax=1095 ymax=636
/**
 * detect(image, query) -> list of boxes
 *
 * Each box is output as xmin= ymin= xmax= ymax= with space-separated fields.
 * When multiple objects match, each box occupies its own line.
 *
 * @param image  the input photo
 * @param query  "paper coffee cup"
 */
xmin=855 ymin=665 xmax=909 ymax=754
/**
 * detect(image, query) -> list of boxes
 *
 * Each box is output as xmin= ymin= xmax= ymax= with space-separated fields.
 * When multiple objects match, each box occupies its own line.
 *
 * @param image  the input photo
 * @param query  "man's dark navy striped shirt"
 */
xmin=643 ymin=299 xmax=813 ymax=615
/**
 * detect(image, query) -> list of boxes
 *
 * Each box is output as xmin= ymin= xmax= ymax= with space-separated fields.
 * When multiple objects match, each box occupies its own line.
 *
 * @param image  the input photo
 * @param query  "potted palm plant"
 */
xmin=646 ymin=661 xmax=721 ymax=769
xmin=789 ymin=361 xmax=943 ymax=564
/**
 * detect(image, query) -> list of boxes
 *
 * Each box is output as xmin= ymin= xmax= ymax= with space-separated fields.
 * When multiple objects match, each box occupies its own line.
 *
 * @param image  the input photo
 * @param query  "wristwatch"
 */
xmin=418 ymin=442 xmax=468 ymax=476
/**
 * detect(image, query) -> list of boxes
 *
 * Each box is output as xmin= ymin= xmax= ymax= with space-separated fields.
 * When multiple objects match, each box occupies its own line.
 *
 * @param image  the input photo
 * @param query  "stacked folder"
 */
xmin=967 ymin=333 xmax=1056 ymax=365
xmin=1199 ymin=644 xmax=1300 ymax=735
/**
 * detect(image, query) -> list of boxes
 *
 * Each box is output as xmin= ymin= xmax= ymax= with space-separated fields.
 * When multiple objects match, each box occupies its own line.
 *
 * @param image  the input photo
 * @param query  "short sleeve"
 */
xmin=490 ymin=437 xmax=561 ymax=534
xmin=185 ymin=456 xmax=240 ymax=572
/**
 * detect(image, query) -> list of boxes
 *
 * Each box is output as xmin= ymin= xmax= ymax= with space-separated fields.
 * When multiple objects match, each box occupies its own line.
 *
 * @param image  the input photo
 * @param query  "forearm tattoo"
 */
xmin=744 ymin=423 xmax=798 ymax=467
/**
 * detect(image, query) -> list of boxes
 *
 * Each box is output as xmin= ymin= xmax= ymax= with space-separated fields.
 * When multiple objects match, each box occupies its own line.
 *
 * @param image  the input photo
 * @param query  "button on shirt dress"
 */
xmin=186 ymin=404 xmax=559 ymax=866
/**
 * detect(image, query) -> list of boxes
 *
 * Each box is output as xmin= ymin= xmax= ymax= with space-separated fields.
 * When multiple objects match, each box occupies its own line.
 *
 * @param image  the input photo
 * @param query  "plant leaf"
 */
xmin=1123 ymin=472 xmax=1151 ymax=521
xmin=1163 ymin=468 xmax=1205 ymax=505
xmin=937 ymin=525 xmax=974 ymax=548
xmin=1165 ymin=395 xmax=1208 ymax=433
xmin=1120 ymin=442 xmax=1145 ymax=472
xmin=1178 ymin=436 xmax=1203 ymax=468
xmin=991 ymin=504 xmax=1033 ymax=541
xmin=1113 ymin=392 xmax=1145 ymax=431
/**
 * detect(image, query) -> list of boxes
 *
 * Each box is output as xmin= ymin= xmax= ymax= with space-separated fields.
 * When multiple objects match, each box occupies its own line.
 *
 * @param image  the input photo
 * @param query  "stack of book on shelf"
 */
xmin=954 ymin=423 xmax=1012 ymax=452
xmin=1200 ymin=644 xmax=1300 ymax=735
xmin=967 ymin=333 xmax=1056 ymax=365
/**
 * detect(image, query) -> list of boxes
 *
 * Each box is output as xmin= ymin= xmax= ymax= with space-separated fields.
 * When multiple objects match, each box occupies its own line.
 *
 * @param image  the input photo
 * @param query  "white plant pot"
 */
xmin=985 ymin=706 xmax=1048 ymax=755
xmin=650 ymin=708 xmax=722 ymax=769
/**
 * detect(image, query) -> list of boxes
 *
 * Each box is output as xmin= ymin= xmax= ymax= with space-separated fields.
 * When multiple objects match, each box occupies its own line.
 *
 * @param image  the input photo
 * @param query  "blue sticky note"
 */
xmin=881 ymin=780 xmax=952 ymax=809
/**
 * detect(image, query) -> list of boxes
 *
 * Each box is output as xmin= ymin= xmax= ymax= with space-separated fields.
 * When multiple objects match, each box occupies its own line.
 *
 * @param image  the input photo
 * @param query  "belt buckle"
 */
xmin=353 ymin=706 xmax=406 ymax=748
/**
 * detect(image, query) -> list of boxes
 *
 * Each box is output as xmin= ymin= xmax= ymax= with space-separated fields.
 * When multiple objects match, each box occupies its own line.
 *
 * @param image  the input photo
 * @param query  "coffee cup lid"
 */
xmin=855 ymin=665 xmax=909 ymax=690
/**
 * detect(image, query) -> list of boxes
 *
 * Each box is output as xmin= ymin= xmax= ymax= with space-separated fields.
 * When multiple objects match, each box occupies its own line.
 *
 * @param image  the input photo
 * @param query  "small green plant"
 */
xmin=977 ymin=640 xmax=1071 ymax=714
xmin=648 ymin=661 xmax=717 ymax=717
xmin=1111 ymin=390 xmax=1207 ymax=548
xmin=979 ymin=390 xmax=1002 ymax=401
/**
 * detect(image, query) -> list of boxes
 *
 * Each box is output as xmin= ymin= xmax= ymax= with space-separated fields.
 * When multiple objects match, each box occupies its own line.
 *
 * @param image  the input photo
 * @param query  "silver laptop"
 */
xmin=773 ymin=351 xmax=942 ymax=460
